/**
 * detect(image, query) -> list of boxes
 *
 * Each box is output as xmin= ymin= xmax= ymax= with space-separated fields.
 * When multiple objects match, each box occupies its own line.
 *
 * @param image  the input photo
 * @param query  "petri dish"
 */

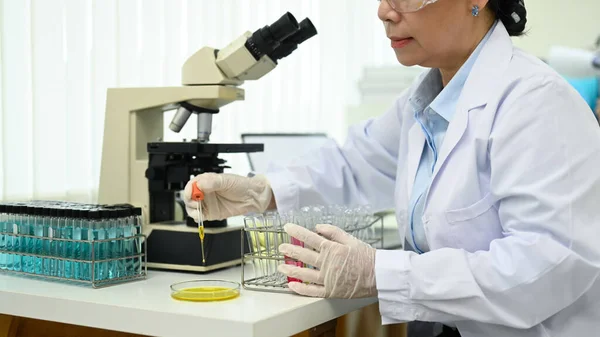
xmin=170 ymin=280 xmax=241 ymax=302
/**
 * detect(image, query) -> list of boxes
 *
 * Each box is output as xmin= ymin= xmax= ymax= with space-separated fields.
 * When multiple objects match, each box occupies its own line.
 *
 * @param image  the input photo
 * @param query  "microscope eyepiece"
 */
xmin=269 ymin=12 xmax=300 ymax=41
xmin=245 ymin=12 xmax=299 ymax=60
xmin=287 ymin=18 xmax=318 ymax=45
xmin=268 ymin=18 xmax=318 ymax=61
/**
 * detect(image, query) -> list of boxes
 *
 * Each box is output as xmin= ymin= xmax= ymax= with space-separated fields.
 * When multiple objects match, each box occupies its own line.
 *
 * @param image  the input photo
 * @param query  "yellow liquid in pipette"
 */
xmin=198 ymin=200 xmax=205 ymax=264
xmin=171 ymin=287 xmax=240 ymax=302
xmin=199 ymin=226 xmax=205 ymax=264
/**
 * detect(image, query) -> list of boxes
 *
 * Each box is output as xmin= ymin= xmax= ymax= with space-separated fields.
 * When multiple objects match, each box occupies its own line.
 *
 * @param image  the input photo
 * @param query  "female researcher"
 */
xmin=184 ymin=0 xmax=600 ymax=336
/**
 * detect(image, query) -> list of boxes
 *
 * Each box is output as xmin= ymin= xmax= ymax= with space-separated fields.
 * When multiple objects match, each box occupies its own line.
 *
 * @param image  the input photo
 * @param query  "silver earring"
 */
xmin=471 ymin=5 xmax=480 ymax=17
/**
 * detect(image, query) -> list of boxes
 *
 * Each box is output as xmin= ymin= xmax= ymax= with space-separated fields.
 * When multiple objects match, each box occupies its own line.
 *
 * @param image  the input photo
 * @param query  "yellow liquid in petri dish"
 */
xmin=171 ymin=286 xmax=240 ymax=302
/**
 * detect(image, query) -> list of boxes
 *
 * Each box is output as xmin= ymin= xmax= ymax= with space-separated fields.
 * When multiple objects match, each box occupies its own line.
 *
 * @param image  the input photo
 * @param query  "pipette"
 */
xmin=191 ymin=184 xmax=206 ymax=264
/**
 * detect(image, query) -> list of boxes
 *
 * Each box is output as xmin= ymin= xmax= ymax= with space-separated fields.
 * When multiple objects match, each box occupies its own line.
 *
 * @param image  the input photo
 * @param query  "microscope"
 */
xmin=98 ymin=12 xmax=317 ymax=273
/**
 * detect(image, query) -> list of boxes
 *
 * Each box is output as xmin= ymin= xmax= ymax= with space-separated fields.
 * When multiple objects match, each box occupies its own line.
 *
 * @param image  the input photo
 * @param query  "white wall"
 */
xmin=512 ymin=0 xmax=599 ymax=58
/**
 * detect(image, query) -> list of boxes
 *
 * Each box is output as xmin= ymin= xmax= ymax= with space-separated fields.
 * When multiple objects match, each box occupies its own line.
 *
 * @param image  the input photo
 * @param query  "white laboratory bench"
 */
xmin=0 ymin=265 xmax=377 ymax=337
xmin=0 ymin=213 xmax=402 ymax=337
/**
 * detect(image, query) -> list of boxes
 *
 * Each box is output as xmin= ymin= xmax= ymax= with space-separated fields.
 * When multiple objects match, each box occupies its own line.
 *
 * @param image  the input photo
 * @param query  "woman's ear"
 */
xmin=473 ymin=0 xmax=491 ymax=9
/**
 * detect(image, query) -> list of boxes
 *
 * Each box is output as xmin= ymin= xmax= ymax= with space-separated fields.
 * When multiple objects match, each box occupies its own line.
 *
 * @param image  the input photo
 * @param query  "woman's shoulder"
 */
xmin=504 ymin=48 xmax=569 ymax=90
xmin=491 ymin=48 xmax=596 ymax=131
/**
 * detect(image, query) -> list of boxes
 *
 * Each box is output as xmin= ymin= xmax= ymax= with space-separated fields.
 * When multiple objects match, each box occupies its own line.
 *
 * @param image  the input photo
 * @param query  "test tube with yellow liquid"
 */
xmin=191 ymin=184 xmax=206 ymax=264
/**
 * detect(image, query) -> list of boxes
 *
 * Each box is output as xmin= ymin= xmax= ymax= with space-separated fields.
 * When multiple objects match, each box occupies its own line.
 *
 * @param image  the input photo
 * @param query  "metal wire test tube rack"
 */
xmin=0 ymin=232 xmax=147 ymax=288
xmin=0 ymin=202 xmax=148 ymax=288
xmin=241 ymin=206 xmax=384 ymax=293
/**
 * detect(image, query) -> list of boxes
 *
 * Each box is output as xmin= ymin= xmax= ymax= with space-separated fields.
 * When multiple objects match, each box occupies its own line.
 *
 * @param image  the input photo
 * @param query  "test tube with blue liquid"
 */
xmin=132 ymin=207 xmax=142 ymax=276
xmin=105 ymin=209 xmax=117 ymax=279
xmin=123 ymin=208 xmax=136 ymax=276
xmin=33 ymin=207 xmax=45 ymax=275
xmin=4 ymin=205 xmax=15 ymax=271
xmin=47 ymin=208 xmax=58 ymax=276
xmin=92 ymin=210 xmax=102 ymax=281
xmin=22 ymin=206 xmax=34 ymax=274
xmin=0 ymin=205 xmax=6 ymax=270
xmin=15 ymin=205 xmax=29 ymax=273
xmin=9 ymin=205 xmax=18 ymax=272
xmin=72 ymin=209 xmax=84 ymax=280
xmin=62 ymin=209 xmax=74 ymax=279
xmin=55 ymin=208 xmax=65 ymax=278
xmin=117 ymin=208 xmax=129 ymax=277
xmin=42 ymin=208 xmax=54 ymax=276
xmin=82 ymin=210 xmax=98 ymax=281
xmin=93 ymin=210 xmax=104 ymax=281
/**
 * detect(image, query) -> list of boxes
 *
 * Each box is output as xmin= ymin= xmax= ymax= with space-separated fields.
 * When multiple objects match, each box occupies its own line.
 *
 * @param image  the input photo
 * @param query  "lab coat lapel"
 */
xmin=429 ymin=21 xmax=513 ymax=191
xmin=406 ymin=123 xmax=425 ymax=200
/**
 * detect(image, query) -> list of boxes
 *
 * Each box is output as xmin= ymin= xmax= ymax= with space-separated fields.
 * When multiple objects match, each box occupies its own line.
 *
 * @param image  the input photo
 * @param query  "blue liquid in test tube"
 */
xmin=72 ymin=209 xmax=84 ymax=280
xmin=85 ymin=210 xmax=99 ymax=281
xmin=48 ymin=208 xmax=59 ymax=276
xmin=34 ymin=207 xmax=46 ymax=275
xmin=15 ymin=205 xmax=28 ymax=273
xmin=0 ymin=205 xmax=6 ymax=270
xmin=116 ymin=209 xmax=127 ymax=278
xmin=23 ymin=206 xmax=34 ymax=274
xmin=5 ymin=205 xmax=15 ymax=271
xmin=133 ymin=207 xmax=142 ymax=275
xmin=63 ymin=209 xmax=74 ymax=279
xmin=107 ymin=209 xmax=117 ymax=279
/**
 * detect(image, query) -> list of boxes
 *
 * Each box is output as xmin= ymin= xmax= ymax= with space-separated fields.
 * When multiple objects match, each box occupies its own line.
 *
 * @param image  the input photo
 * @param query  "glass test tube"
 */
xmin=33 ymin=207 xmax=50 ymax=275
xmin=47 ymin=208 xmax=58 ymax=276
xmin=123 ymin=208 xmax=135 ymax=277
xmin=5 ymin=205 xmax=15 ymax=271
xmin=111 ymin=209 xmax=125 ymax=278
xmin=22 ymin=206 xmax=33 ymax=274
xmin=14 ymin=205 xmax=28 ymax=273
xmin=72 ymin=209 xmax=84 ymax=280
xmin=9 ymin=205 xmax=19 ymax=272
xmin=85 ymin=210 xmax=99 ymax=281
xmin=0 ymin=205 xmax=6 ymax=270
xmin=33 ymin=207 xmax=44 ymax=274
xmin=133 ymin=208 xmax=142 ymax=275
xmin=63 ymin=209 xmax=74 ymax=279
xmin=93 ymin=210 xmax=106 ymax=281
xmin=55 ymin=208 xmax=65 ymax=278
xmin=42 ymin=207 xmax=51 ymax=275
xmin=106 ymin=209 xmax=117 ymax=279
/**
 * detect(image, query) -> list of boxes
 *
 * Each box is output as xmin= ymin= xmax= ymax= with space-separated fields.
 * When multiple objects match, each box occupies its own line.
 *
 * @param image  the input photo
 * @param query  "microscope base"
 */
xmin=142 ymin=223 xmax=248 ymax=273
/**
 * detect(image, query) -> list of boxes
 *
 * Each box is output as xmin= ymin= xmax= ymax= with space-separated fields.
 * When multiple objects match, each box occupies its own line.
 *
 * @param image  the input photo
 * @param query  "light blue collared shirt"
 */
xmin=407 ymin=22 xmax=497 ymax=253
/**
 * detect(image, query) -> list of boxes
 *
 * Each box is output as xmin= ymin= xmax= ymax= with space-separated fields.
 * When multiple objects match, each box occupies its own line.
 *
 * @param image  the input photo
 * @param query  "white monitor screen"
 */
xmin=241 ymin=133 xmax=330 ymax=173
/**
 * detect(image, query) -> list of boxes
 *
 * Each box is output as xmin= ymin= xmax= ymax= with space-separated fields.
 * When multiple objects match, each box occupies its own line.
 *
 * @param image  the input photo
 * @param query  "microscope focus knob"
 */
xmin=145 ymin=167 xmax=164 ymax=180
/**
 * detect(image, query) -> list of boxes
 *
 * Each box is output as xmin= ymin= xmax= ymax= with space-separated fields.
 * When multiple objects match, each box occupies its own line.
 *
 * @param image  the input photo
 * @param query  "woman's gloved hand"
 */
xmin=278 ymin=223 xmax=377 ymax=299
xmin=183 ymin=173 xmax=274 ymax=221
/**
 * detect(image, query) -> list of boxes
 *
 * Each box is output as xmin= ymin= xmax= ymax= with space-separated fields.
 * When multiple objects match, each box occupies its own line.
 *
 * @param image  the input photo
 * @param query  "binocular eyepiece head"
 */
xmin=245 ymin=12 xmax=317 ymax=62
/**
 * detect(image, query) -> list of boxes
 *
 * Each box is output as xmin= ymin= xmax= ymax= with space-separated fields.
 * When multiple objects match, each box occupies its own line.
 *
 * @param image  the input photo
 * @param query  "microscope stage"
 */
xmin=147 ymin=142 xmax=263 ymax=155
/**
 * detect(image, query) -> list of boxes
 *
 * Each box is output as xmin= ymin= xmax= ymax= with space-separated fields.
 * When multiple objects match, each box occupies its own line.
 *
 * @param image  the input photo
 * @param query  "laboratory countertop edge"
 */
xmin=0 ymin=267 xmax=378 ymax=337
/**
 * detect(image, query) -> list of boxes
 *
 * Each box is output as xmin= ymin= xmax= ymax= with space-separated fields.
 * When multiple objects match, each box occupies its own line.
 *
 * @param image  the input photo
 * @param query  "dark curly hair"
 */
xmin=487 ymin=0 xmax=528 ymax=37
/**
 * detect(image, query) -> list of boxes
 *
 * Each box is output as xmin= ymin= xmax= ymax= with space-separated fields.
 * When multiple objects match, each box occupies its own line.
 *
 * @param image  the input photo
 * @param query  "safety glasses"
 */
xmin=379 ymin=0 xmax=440 ymax=13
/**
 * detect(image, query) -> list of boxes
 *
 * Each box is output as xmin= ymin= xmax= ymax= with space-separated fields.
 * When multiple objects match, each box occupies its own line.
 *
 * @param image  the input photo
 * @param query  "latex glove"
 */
xmin=184 ymin=173 xmax=273 ymax=221
xmin=278 ymin=223 xmax=377 ymax=299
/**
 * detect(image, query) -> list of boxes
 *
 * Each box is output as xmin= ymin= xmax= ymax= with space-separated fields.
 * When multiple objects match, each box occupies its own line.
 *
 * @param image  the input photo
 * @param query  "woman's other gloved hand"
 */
xmin=278 ymin=223 xmax=377 ymax=299
xmin=183 ymin=173 xmax=274 ymax=221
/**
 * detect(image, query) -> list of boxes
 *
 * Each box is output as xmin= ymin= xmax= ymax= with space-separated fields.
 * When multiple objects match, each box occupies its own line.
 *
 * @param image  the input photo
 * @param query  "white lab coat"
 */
xmin=265 ymin=21 xmax=600 ymax=337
